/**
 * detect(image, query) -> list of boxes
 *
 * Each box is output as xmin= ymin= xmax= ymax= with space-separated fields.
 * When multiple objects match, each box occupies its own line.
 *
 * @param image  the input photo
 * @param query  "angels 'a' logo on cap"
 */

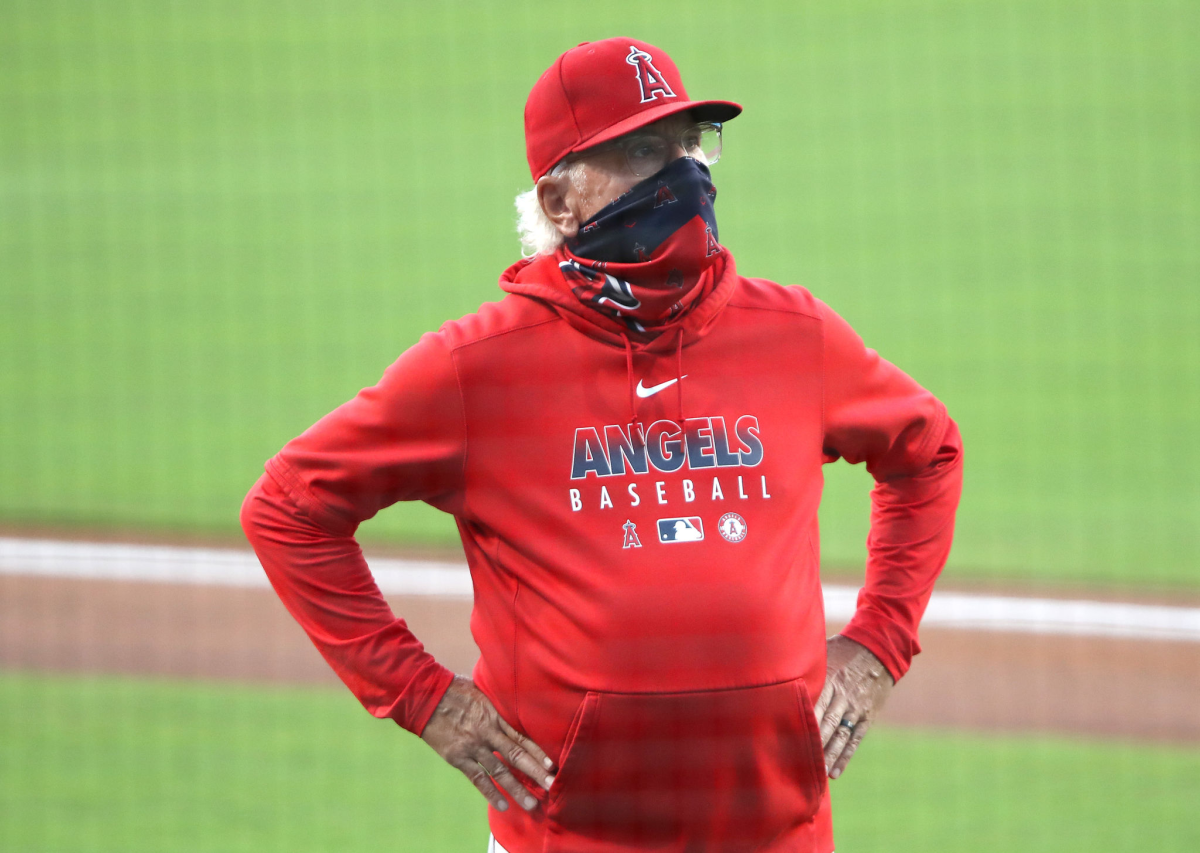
xmin=626 ymin=46 xmax=676 ymax=103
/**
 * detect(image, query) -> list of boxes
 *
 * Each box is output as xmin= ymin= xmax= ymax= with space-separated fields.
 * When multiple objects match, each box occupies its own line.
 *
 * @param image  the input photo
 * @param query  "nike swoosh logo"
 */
xmin=636 ymin=375 xmax=688 ymax=398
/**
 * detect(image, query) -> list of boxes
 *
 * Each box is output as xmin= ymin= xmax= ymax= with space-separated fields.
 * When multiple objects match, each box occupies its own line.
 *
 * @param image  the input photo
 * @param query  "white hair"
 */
xmin=514 ymin=160 xmax=586 ymax=257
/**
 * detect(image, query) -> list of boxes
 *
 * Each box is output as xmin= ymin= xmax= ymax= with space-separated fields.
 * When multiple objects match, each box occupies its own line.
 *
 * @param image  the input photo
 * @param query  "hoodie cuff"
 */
xmin=838 ymin=609 xmax=920 ymax=683
xmin=389 ymin=662 xmax=457 ymax=736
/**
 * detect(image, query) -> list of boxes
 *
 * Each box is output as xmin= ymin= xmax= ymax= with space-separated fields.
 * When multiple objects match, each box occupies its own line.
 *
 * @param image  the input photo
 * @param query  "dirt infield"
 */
xmin=3 ymin=571 xmax=1197 ymax=744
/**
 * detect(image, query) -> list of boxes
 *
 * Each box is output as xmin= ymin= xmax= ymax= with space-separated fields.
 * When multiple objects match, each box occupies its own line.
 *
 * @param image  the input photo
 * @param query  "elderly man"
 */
xmin=241 ymin=38 xmax=962 ymax=853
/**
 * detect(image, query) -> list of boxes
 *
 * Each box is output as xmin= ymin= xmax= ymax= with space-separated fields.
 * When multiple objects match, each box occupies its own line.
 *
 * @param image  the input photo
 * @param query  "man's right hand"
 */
xmin=420 ymin=675 xmax=556 ymax=812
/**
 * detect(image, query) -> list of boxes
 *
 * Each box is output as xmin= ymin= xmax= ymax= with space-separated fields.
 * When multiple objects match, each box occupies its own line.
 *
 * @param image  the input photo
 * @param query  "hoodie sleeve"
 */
xmin=818 ymin=300 xmax=964 ymax=682
xmin=240 ymin=331 xmax=465 ymax=734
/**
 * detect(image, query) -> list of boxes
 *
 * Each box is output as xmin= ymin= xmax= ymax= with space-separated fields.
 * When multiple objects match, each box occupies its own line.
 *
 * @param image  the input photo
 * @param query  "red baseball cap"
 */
xmin=524 ymin=38 xmax=743 ymax=181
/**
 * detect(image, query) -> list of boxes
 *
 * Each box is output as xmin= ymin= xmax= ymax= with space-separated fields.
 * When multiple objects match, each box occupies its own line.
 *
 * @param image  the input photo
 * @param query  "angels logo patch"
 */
xmin=626 ymin=46 xmax=676 ymax=103
xmin=717 ymin=512 xmax=747 ymax=543
xmin=622 ymin=519 xmax=643 ymax=549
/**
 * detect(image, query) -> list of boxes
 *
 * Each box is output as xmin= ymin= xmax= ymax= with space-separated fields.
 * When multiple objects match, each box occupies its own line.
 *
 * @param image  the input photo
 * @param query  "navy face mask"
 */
xmin=567 ymin=156 xmax=720 ymax=266
xmin=555 ymin=156 xmax=727 ymax=337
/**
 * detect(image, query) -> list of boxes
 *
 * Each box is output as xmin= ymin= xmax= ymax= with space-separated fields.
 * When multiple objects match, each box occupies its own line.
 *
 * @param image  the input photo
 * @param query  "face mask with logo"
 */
xmin=556 ymin=156 xmax=727 ymax=338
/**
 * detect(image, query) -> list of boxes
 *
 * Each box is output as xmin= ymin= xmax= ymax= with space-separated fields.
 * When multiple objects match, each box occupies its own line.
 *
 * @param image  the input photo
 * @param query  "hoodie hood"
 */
xmin=499 ymin=246 xmax=739 ymax=425
xmin=498 ymin=245 xmax=738 ymax=353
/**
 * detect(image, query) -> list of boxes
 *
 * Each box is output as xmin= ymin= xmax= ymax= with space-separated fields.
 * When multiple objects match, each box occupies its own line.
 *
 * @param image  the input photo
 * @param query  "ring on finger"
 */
xmin=837 ymin=717 xmax=856 ymax=732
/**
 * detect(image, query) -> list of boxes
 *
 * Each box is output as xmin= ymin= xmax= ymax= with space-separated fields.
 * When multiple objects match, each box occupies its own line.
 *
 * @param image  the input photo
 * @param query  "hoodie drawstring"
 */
xmin=622 ymin=333 xmax=637 ymax=425
xmin=675 ymin=326 xmax=685 ymax=425
xmin=622 ymin=327 xmax=686 ymax=427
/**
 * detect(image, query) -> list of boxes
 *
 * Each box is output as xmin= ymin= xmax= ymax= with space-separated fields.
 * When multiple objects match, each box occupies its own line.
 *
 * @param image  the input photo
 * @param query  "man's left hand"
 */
xmin=814 ymin=634 xmax=895 ymax=780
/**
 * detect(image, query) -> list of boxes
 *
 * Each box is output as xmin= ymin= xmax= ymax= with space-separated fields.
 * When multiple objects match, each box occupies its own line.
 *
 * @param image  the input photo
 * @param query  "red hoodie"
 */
xmin=241 ymin=250 xmax=963 ymax=853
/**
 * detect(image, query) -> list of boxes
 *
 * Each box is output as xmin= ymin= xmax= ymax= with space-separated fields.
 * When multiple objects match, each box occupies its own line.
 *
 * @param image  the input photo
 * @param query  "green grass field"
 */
xmin=1 ymin=0 xmax=1198 ymax=589
xmin=2 ymin=670 xmax=1197 ymax=852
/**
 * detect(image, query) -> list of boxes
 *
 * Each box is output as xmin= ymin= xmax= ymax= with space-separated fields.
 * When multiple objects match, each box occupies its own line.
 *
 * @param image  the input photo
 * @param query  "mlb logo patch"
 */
xmin=657 ymin=517 xmax=704 ymax=543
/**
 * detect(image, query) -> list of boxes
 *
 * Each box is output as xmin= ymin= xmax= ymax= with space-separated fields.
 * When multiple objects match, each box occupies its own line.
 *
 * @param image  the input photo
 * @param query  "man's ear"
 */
xmin=536 ymin=172 xmax=580 ymax=239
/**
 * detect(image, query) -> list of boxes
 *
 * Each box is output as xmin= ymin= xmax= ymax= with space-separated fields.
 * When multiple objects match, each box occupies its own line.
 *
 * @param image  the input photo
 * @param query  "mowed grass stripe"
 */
xmin=1 ymin=671 xmax=1197 ymax=852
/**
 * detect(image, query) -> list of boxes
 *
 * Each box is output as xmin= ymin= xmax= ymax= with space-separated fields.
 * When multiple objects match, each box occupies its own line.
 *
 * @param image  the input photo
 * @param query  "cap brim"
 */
xmin=571 ymin=99 xmax=743 ymax=155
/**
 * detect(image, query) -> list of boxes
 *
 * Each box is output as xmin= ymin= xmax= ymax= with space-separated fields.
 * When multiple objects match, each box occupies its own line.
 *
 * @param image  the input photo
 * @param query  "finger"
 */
xmin=829 ymin=718 xmax=872 ymax=780
xmin=496 ymin=717 xmax=557 ymax=784
xmin=449 ymin=755 xmax=509 ymax=812
xmin=814 ymin=678 xmax=835 ymax=724
xmin=477 ymin=750 xmax=540 ymax=812
xmin=489 ymin=729 xmax=556 ymax=791
xmin=823 ymin=710 xmax=860 ymax=770
xmin=819 ymin=693 xmax=850 ymax=747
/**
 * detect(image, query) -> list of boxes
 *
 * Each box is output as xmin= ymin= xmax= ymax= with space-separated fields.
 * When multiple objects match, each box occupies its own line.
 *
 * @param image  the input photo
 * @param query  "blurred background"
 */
xmin=1 ymin=1 xmax=1197 ymax=850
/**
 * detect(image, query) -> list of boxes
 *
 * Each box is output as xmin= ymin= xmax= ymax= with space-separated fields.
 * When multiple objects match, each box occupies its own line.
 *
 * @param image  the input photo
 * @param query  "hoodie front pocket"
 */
xmin=546 ymin=678 xmax=826 ymax=852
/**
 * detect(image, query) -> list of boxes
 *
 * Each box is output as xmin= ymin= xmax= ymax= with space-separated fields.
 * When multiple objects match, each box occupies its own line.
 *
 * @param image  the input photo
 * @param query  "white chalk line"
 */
xmin=2 ymin=537 xmax=1199 ymax=643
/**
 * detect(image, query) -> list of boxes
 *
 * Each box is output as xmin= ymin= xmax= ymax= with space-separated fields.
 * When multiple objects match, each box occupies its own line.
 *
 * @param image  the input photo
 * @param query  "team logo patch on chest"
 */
xmin=717 ymin=512 xmax=748 ymax=543
xmin=657 ymin=516 xmax=704 ymax=543
xmin=622 ymin=519 xmax=643 ymax=549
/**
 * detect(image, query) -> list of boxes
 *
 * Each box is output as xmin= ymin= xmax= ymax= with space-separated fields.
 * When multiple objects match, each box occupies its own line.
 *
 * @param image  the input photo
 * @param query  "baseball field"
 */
xmin=1 ymin=0 xmax=1198 ymax=850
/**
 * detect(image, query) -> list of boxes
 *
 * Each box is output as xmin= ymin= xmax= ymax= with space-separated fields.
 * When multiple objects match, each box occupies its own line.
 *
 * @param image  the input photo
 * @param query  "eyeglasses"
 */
xmin=567 ymin=122 xmax=723 ymax=178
